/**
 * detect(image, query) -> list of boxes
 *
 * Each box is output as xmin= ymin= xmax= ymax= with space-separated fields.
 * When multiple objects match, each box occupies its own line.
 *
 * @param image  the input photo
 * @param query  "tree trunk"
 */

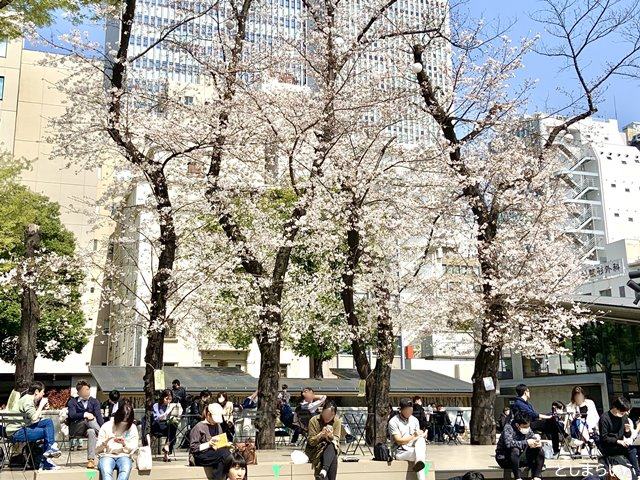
xmin=142 ymin=329 xmax=165 ymax=439
xmin=311 ymin=356 xmax=324 ymax=379
xmin=365 ymin=285 xmax=394 ymax=446
xmin=469 ymin=343 xmax=500 ymax=445
xmin=255 ymin=325 xmax=281 ymax=450
xmin=15 ymin=224 xmax=41 ymax=391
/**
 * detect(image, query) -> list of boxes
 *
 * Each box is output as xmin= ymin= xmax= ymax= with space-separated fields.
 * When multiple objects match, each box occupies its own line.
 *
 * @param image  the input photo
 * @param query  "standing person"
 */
xmin=223 ymin=451 xmax=247 ymax=480
xmin=172 ymin=379 xmax=188 ymax=410
xmin=388 ymin=398 xmax=429 ymax=480
xmin=511 ymin=384 xmax=562 ymax=455
xmin=599 ymin=397 xmax=634 ymax=468
xmin=96 ymin=400 xmax=138 ymax=480
xmin=5 ymin=381 xmax=62 ymax=470
xmin=189 ymin=403 xmax=232 ymax=476
xmin=412 ymin=397 xmax=429 ymax=432
xmin=495 ymin=412 xmax=545 ymax=480
xmin=305 ymin=401 xmax=341 ymax=480
xmin=67 ymin=380 xmax=104 ymax=469
xmin=152 ymin=389 xmax=181 ymax=462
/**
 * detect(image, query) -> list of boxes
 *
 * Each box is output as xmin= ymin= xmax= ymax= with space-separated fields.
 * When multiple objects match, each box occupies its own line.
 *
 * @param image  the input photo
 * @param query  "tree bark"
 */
xmin=254 ymin=318 xmax=281 ymax=450
xmin=15 ymin=224 xmax=41 ymax=391
xmin=142 ymin=329 xmax=165 ymax=439
xmin=311 ymin=356 xmax=324 ymax=379
xmin=469 ymin=344 xmax=500 ymax=445
xmin=365 ymin=285 xmax=394 ymax=446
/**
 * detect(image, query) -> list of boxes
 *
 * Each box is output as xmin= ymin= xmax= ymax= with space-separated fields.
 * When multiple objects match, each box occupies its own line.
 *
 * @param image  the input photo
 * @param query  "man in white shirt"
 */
xmin=388 ymin=398 xmax=428 ymax=480
xmin=300 ymin=388 xmax=326 ymax=415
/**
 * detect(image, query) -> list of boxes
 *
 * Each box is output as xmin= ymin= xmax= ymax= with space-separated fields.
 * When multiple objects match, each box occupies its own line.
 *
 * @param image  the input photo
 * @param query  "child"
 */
xmin=223 ymin=451 xmax=248 ymax=480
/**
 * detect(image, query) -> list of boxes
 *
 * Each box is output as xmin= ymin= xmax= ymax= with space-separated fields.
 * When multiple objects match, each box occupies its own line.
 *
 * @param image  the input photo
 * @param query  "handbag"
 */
xmin=234 ymin=439 xmax=257 ymax=465
xmin=137 ymin=435 xmax=153 ymax=471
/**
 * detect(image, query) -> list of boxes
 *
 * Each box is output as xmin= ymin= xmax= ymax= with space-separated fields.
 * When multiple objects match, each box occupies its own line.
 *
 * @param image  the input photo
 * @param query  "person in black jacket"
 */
xmin=412 ymin=396 xmax=429 ymax=432
xmin=599 ymin=397 xmax=633 ymax=465
xmin=172 ymin=379 xmax=188 ymax=409
xmin=67 ymin=380 xmax=104 ymax=469
xmin=495 ymin=412 xmax=545 ymax=480
xmin=498 ymin=406 xmax=511 ymax=433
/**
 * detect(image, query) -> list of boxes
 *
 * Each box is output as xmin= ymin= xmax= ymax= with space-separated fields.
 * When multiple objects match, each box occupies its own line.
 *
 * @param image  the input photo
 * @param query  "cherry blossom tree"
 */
xmin=406 ymin=0 xmax=640 ymax=444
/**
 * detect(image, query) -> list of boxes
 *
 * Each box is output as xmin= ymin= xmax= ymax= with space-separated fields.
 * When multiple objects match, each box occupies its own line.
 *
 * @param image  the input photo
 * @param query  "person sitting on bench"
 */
xmin=5 ymin=381 xmax=62 ymax=470
xmin=389 ymin=398 xmax=429 ymax=480
xmin=511 ymin=383 xmax=561 ymax=455
xmin=189 ymin=402 xmax=232 ymax=476
xmin=495 ymin=412 xmax=545 ymax=480
xmin=305 ymin=400 xmax=341 ymax=480
xmin=67 ymin=380 xmax=104 ymax=469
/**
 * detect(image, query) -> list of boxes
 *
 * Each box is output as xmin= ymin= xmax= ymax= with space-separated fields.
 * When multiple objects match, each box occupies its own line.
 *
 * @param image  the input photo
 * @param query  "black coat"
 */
xmin=413 ymin=404 xmax=429 ymax=431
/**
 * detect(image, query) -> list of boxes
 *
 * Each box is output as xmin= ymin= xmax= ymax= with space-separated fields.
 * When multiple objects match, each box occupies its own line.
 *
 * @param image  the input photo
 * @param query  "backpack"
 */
xmin=373 ymin=442 xmax=392 ymax=463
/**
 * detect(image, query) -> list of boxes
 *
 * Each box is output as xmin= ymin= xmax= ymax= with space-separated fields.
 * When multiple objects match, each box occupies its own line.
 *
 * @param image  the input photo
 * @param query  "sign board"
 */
xmin=585 ymin=259 xmax=624 ymax=281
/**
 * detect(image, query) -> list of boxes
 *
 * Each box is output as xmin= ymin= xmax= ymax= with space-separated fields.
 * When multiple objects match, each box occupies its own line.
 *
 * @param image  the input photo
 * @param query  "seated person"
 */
xmin=412 ymin=397 xmax=429 ymax=432
xmin=498 ymin=406 xmax=511 ymax=433
xmin=432 ymin=405 xmax=454 ymax=440
xmin=96 ymin=399 xmax=138 ymax=480
xmin=223 ymin=451 xmax=248 ymax=480
xmin=511 ymin=383 xmax=561 ymax=454
xmin=566 ymin=386 xmax=599 ymax=448
xmin=5 ymin=381 xmax=61 ymax=470
xmin=305 ymin=401 xmax=341 ymax=480
xmin=300 ymin=388 xmax=327 ymax=415
xmin=189 ymin=402 xmax=232 ymax=477
xmin=279 ymin=398 xmax=302 ymax=445
xmin=495 ymin=412 xmax=545 ymax=480
xmin=152 ymin=389 xmax=182 ymax=462
xmin=388 ymin=398 xmax=428 ymax=480
xmin=242 ymin=391 xmax=258 ymax=410
xmin=67 ymin=380 xmax=104 ymax=469
xmin=102 ymin=389 xmax=121 ymax=421
xmin=599 ymin=397 xmax=635 ymax=470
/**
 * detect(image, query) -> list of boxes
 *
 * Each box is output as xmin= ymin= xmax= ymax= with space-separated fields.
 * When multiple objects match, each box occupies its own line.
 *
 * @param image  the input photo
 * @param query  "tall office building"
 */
xmin=102 ymin=0 xmax=458 ymax=379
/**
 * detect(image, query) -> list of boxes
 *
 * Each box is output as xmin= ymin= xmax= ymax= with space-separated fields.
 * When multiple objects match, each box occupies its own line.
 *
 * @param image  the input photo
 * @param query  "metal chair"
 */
xmin=0 ymin=412 xmax=39 ymax=471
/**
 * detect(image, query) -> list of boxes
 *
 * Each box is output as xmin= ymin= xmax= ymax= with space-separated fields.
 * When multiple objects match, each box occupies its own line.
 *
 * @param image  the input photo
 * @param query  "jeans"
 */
xmin=496 ymin=447 xmax=545 ymax=479
xmin=98 ymin=456 xmax=133 ymax=480
xmin=11 ymin=418 xmax=56 ymax=452
xmin=396 ymin=437 xmax=427 ymax=480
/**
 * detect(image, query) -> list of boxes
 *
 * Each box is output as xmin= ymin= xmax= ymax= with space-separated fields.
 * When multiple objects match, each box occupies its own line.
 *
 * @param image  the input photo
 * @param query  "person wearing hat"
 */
xmin=189 ymin=402 xmax=232 ymax=475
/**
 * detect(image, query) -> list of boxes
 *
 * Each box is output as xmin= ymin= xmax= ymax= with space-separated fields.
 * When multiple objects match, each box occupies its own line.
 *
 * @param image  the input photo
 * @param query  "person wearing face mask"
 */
xmin=599 ymin=397 xmax=634 ymax=467
xmin=495 ymin=412 xmax=545 ymax=480
xmin=189 ymin=402 xmax=232 ymax=476
xmin=511 ymin=383 xmax=562 ymax=455
xmin=389 ymin=398 xmax=429 ymax=480
xmin=223 ymin=451 xmax=248 ymax=480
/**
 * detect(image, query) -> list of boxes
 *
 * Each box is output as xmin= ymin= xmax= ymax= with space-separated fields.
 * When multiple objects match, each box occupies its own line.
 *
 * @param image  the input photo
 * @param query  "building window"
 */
xmin=614 ymin=213 xmax=620 ymax=217
xmin=611 ymin=183 xmax=616 ymax=188
xmin=184 ymin=96 xmax=193 ymax=105
xmin=218 ymin=360 xmax=228 ymax=367
xmin=0 ymin=40 xmax=6 ymax=57
xmin=279 ymin=363 xmax=288 ymax=378
xmin=0 ymin=76 xmax=4 ymax=100
xmin=620 ymin=286 xmax=626 ymax=297
xmin=599 ymin=288 xmax=612 ymax=297
xmin=629 ymin=218 xmax=634 ymax=222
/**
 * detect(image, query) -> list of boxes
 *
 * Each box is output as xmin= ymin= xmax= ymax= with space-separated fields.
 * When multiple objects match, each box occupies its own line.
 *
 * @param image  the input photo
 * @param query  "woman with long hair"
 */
xmin=96 ymin=399 xmax=138 ymax=480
